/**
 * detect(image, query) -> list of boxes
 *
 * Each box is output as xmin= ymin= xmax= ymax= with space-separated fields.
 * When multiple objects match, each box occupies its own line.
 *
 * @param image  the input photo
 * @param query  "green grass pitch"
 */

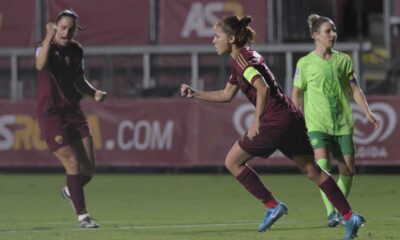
xmin=0 ymin=174 xmax=398 ymax=240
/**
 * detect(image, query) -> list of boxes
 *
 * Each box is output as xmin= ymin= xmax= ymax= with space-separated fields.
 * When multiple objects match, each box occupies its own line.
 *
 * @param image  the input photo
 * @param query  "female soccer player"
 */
xmin=181 ymin=15 xmax=365 ymax=240
xmin=291 ymin=14 xmax=380 ymax=227
xmin=35 ymin=9 xmax=106 ymax=228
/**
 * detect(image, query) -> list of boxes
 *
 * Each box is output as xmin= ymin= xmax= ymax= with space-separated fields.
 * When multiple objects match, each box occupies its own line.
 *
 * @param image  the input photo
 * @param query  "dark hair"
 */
xmin=56 ymin=9 xmax=86 ymax=31
xmin=216 ymin=15 xmax=256 ymax=47
xmin=307 ymin=14 xmax=334 ymax=35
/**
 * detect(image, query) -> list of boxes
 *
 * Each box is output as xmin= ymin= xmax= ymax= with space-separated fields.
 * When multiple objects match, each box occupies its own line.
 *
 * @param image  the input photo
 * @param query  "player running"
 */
xmin=181 ymin=15 xmax=365 ymax=240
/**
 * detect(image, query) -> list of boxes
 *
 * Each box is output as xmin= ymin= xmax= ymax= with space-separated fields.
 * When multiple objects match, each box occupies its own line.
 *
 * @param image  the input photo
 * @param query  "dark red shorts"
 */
xmin=37 ymin=109 xmax=91 ymax=151
xmin=238 ymin=118 xmax=313 ymax=159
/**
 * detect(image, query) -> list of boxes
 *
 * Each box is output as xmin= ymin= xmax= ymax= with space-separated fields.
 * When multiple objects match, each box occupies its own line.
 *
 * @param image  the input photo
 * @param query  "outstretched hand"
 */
xmin=180 ymin=84 xmax=195 ymax=98
xmin=94 ymin=90 xmax=107 ymax=102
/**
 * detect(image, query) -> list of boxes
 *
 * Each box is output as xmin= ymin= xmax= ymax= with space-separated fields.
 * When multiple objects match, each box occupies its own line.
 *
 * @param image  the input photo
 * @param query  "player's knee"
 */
xmin=224 ymin=158 xmax=239 ymax=174
xmin=64 ymin=159 xmax=79 ymax=174
xmin=224 ymin=159 xmax=233 ymax=172
xmin=304 ymin=169 xmax=316 ymax=181
xmin=83 ymin=156 xmax=96 ymax=169
xmin=339 ymin=166 xmax=355 ymax=177
xmin=346 ymin=169 xmax=355 ymax=177
xmin=302 ymin=164 xmax=321 ymax=182
xmin=84 ymin=163 xmax=96 ymax=175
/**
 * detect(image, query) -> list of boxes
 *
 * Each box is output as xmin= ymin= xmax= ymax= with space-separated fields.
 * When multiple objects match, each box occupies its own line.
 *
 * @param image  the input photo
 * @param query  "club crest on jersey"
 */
xmin=54 ymin=135 xmax=63 ymax=145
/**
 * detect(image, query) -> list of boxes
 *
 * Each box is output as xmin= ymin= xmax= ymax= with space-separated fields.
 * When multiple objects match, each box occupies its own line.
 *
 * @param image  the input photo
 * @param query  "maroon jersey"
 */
xmin=229 ymin=47 xmax=302 ymax=126
xmin=36 ymin=41 xmax=85 ymax=116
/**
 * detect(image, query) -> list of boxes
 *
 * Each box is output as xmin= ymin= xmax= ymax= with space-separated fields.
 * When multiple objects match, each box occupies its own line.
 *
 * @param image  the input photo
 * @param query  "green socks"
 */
xmin=337 ymin=175 xmax=353 ymax=197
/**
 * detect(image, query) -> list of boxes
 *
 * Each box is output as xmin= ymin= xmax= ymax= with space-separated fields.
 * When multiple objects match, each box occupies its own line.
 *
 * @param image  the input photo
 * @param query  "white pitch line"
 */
xmin=111 ymin=221 xmax=259 ymax=230
xmin=1 ymin=220 xmax=279 ymax=234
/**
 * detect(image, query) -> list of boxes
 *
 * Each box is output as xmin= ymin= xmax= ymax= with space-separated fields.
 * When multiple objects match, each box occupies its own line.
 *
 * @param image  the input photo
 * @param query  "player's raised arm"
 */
xmin=35 ymin=23 xmax=57 ymax=70
xmin=34 ymin=9 xmax=100 ymax=228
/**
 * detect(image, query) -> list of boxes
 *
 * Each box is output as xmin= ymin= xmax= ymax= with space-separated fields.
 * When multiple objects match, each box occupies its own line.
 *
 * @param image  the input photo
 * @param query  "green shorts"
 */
xmin=307 ymin=131 xmax=355 ymax=158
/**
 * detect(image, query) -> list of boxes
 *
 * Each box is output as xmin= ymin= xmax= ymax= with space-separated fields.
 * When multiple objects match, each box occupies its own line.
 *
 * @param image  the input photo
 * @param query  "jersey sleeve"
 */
xmin=227 ymin=74 xmax=235 ymax=85
xmin=293 ymin=59 xmax=306 ymax=89
xmin=35 ymin=46 xmax=42 ymax=57
xmin=74 ymin=45 xmax=85 ymax=78
xmin=228 ymin=66 xmax=238 ymax=85
xmin=344 ymin=54 xmax=355 ymax=81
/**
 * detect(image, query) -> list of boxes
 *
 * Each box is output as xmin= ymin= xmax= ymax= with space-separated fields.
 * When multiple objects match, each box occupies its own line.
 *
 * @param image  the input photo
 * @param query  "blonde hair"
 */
xmin=307 ymin=14 xmax=334 ymax=36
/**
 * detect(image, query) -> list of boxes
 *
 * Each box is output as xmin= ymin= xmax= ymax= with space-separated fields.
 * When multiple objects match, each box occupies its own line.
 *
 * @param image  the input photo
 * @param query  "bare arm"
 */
xmin=291 ymin=86 xmax=304 ymax=111
xmin=247 ymin=77 xmax=269 ymax=140
xmin=73 ymin=47 xmax=107 ymax=102
xmin=75 ymin=76 xmax=107 ymax=102
xmin=180 ymin=82 xmax=239 ymax=103
xmin=351 ymin=80 xmax=380 ymax=129
xmin=35 ymin=23 xmax=57 ymax=71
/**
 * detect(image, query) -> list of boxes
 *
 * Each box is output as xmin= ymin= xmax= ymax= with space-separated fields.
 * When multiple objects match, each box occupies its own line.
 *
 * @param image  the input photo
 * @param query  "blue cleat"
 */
xmin=327 ymin=211 xmax=340 ymax=227
xmin=257 ymin=202 xmax=288 ymax=232
xmin=337 ymin=212 xmax=346 ymax=226
xmin=344 ymin=213 xmax=365 ymax=240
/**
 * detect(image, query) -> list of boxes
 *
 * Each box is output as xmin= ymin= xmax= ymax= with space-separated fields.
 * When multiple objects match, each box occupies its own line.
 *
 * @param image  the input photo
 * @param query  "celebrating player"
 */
xmin=181 ymin=15 xmax=365 ymax=240
xmin=35 ymin=9 xmax=106 ymax=228
xmin=291 ymin=14 xmax=380 ymax=227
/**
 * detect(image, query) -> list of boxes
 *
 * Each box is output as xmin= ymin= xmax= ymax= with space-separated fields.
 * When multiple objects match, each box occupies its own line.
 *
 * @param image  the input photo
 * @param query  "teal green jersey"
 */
xmin=293 ymin=50 xmax=355 ymax=135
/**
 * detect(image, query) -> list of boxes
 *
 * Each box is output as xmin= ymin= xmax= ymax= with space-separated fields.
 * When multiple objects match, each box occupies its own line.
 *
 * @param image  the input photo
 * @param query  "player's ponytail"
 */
xmin=307 ymin=14 xmax=333 ymax=36
xmin=217 ymin=15 xmax=256 ymax=47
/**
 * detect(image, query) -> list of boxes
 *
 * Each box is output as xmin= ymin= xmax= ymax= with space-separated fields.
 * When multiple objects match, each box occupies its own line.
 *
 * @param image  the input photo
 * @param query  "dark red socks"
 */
xmin=67 ymin=174 xmax=86 ymax=214
xmin=319 ymin=176 xmax=352 ymax=217
xmin=236 ymin=166 xmax=276 ymax=206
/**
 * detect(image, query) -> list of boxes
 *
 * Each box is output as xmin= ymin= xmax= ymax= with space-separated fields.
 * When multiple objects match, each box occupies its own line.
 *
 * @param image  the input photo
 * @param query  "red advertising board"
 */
xmin=0 ymin=97 xmax=399 ymax=168
xmin=159 ymin=0 xmax=267 ymax=44
xmin=396 ymin=0 xmax=400 ymax=15
xmin=47 ymin=0 xmax=149 ymax=45
xmin=0 ymin=0 xmax=36 ymax=47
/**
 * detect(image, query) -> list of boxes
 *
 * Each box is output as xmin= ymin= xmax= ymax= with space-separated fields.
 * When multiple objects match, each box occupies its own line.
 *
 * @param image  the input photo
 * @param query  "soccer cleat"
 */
xmin=79 ymin=216 xmax=99 ymax=228
xmin=344 ymin=213 xmax=365 ymax=240
xmin=327 ymin=211 xmax=340 ymax=227
xmin=61 ymin=186 xmax=76 ymax=212
xmin=257 ymin=202 xmax=288 ymax=232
